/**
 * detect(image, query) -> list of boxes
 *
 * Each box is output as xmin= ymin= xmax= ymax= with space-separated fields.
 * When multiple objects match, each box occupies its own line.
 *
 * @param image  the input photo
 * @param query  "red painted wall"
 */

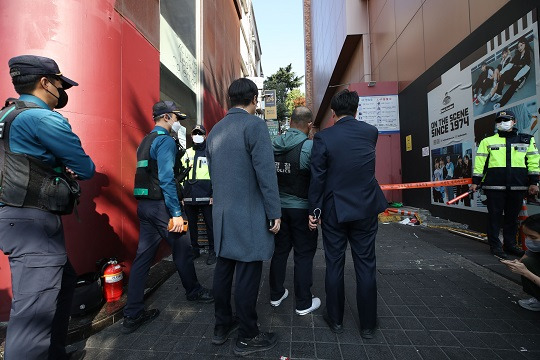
xmin=202 ymin=0 xmax=242 ymax=132
xmin=0 ymin=0 xmax=159 ymax=321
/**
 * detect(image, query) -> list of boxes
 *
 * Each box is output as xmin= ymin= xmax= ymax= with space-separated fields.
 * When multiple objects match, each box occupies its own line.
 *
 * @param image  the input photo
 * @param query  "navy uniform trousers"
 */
xmin=124 ymin=199 xmax=202 ymax=318
xmin=485 ymin=190 xmax=526 ymax=251
xmin=184 ymin=204 xmax=215 ymax=252
xmin=213 ymin=257 xmax=262 ymax=339
xmin=322 ymin=199 xmax=378 ymax=330
xmin=269 ymin=207 xmax=318 ymax=310
xmin=0 ymin=206 xmax=76 ymax=360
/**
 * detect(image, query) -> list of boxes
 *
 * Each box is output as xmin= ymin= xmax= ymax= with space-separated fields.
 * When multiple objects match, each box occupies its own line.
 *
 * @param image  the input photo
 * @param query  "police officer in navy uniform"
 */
xmin=181 ymin=124 xmax=216 ymax=265
xmin=0 ymin=55 xmax=95 ymax=359
xmin=123 ymin=101 xmax=214 ymax=334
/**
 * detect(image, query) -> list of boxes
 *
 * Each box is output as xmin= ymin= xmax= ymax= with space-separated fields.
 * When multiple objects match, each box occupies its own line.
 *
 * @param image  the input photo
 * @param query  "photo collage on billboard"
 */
xmin=427 ymin=11 xmax=540 ymax=212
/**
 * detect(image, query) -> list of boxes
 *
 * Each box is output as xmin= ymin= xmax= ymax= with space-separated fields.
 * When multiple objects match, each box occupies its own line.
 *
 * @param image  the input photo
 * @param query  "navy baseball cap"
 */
xmin=191 ymin=124 xmax=206 ymax=134
xmin=495 ymin=110 xmax=516 ymax=122
xmin=152 ymin=101 xmax=187 ymax=119
xmin=8 ymin=55 xmax=78 ymax=89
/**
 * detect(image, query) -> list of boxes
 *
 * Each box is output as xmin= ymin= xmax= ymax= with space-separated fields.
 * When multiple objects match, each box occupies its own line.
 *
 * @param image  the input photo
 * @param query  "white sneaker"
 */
xmin=518 ymin=297 xmax=540 ymax=311
xmin=494 ymin=103 xmax=501 ymax=110
xmin=491 ymin=93 xmax=502 ymax=102
xmin=478 ymin=96 xmax=485 ymax=105
xmin=295 ymin=297 xmax=321 ymax=316
xmin=270 ymin=289 xmax=288 ymax=307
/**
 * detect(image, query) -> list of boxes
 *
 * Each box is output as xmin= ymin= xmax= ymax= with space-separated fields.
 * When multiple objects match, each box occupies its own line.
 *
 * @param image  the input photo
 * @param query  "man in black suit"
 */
xmin=308 ymin=89 xmax=387 ymax=339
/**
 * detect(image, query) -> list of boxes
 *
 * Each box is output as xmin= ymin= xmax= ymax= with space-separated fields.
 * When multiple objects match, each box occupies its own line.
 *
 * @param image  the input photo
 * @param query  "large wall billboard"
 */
xmin=427 ymin=11 xmax=540 ymax=212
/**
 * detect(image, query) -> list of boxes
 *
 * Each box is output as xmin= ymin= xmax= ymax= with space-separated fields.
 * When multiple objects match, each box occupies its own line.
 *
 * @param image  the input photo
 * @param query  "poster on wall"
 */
xmin=356 ymin=95 xmax=400 ymax=133
xmin=427 ymin=10 xmax=540 ymax=211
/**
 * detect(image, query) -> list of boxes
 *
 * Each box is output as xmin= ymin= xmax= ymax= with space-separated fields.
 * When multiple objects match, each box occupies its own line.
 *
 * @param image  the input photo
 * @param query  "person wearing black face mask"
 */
xmin=181 ymin=124 xmax=216 ymax=265
xmin=44 ymin=77 xmax=69 ymax=109
xmin=0 ymin=55 xmax=95 ymax=359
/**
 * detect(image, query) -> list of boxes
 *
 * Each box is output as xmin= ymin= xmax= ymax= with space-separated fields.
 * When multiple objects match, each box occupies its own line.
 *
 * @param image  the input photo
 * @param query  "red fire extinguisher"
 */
xmin=102 ymin=259 xmax=124 ymax=302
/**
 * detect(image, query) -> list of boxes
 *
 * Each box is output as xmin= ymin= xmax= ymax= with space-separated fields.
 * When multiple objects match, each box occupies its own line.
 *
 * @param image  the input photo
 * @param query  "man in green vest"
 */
xmin=471 ymin=110 xmax=540 ymax=259
xmin=181 ymin=125 xmax=216 ymax=265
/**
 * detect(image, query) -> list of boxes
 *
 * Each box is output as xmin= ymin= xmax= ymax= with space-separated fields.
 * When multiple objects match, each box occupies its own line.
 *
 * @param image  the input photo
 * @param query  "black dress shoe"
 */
xmin=361 ymin=320 xmax=379 ymax=340
xmin=323 ymin=312 xmax=343 ymax=334
xmin=186 ymin=287 xmax=214 ymax=303
xmin=233 ymin=332 xmax=278 ymax=356
xmin=504 ymin=246 xmax=525 ymax=257
xmin=212 ymin=319 xmax=240 ymax=345
xmin=121 ymin=309 xmax=160 ymax=334
xmin=491 ymin=248 xmax=509 ymax=259
xmin=360 ymin=328 xmax=375 ymax=339
xmin=192 ymin=248 xmax=201 ymax=259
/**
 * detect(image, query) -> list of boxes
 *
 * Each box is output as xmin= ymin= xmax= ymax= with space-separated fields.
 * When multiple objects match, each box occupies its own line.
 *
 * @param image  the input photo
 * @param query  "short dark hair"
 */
xmin=12 ymin=74 xmax=42 ymax=95
xmin=12 ymin=74 xmax=60 ymax=95
xmin=228 ymin=78 xmax=258 ymax=107
xmin=522 ymin=214 xmax=540 ymax=234
xmin=330 ymin=89 xmax=359 ymax=117
xmin=291 ymin=106 xmax=312 ymax=125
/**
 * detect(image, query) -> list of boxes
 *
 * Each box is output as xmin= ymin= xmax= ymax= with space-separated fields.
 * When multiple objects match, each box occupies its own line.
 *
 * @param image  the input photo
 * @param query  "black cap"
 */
xmin=191 ymin=124 xmax=206 ymax=134
xmin=152 ymin=101 xmax=187 ymax=119
xmin=495 ymin=110 xmax=516 ymax=122
xmin=8 ymin=55 xmax=78 ymax=89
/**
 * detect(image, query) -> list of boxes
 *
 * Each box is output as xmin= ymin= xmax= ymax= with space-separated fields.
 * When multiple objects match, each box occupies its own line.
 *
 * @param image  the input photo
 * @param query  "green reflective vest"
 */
xmin=181 ymin=147 xmax=210 ymax=181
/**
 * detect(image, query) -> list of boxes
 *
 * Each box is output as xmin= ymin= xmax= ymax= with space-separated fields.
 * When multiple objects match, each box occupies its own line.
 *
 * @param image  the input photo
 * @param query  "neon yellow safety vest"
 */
xmin=181 ymin=148 xmax=210 ymax=181
xmin=473 ymin=131 xmax=540 ymax=190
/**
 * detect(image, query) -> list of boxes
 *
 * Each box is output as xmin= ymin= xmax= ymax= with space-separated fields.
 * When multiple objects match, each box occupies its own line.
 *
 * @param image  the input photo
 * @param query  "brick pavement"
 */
xmin=71 ymin=222 xmax=540 ymax=359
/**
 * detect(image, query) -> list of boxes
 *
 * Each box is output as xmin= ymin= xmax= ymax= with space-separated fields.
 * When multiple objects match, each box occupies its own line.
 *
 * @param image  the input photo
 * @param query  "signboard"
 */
xmin=266 ymin=120 xmax=279 ymax=140
xmin=264 ymin=90 xmax=277 ymax=120
xmin=356 ymin=95 xmax=400 ymax=133
xmin=160 ymin=15 xmax=197 ymax=93
xmin=427 ymin=10 xmax=540 ymax=211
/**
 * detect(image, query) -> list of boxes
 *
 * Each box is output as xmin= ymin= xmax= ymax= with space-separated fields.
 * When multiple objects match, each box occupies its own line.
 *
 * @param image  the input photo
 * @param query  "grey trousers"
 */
xmin=0 ymin=206 xmax=76 ymax=360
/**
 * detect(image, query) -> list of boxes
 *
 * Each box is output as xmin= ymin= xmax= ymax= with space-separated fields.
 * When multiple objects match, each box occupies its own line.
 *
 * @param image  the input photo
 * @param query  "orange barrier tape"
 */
xmin=380 ymin=178 xmax=472 ymax=190
xmin=387 ymin=208 xmax=418 ymax=216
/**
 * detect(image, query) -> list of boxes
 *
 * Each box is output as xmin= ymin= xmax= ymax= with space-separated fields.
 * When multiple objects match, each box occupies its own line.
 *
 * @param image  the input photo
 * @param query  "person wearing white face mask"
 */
xmin=181 ymin=124 xmax=216 ymax=265
xmin=499 ymin=213 xmax=540 ymax=311
xmin=471 ymin=110 xmax=540 ymax=259
xmin=125 ymin=101 xmax=214 ymax=334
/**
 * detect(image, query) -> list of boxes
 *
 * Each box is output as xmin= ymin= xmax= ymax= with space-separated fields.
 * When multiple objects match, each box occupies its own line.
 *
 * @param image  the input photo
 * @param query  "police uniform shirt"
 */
xmin=8 ymin=94 xmax=94 ymax=179
xmin=148 ymin=126 xmax=182 ymax=217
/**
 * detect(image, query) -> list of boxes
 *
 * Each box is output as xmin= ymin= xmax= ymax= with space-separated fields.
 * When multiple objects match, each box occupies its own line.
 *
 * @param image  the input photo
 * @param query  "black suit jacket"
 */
xmin=308 ymin=116 xmax=387 ymax=223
